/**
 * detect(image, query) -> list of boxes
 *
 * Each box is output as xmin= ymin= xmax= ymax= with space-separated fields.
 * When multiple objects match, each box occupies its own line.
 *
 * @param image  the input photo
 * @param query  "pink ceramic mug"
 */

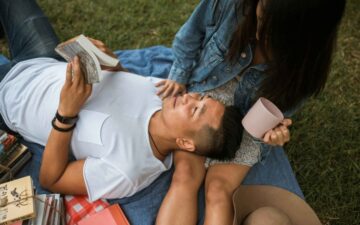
xmin=242 ymin=97 xmax=284 ymax=139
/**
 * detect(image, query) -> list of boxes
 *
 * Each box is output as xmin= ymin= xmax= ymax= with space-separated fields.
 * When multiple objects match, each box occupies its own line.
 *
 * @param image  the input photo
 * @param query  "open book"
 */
xmin=55 ymin=34 xmax=119 ymax=84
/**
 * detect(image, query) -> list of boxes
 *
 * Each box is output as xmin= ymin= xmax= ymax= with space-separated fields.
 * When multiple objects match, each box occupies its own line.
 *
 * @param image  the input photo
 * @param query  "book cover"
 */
xmin=55 ymin=34 xmax=119 ymax=84
xmin=33 ymin=194 xmax=46 ymax=225
xmin=77 ymin=204 xmax=129 ymax=225
xmin=0 ymin=176 xmax=35 ymax=225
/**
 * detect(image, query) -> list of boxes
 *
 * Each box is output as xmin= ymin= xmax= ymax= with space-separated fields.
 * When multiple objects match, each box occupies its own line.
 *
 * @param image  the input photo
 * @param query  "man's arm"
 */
xmin=39 ymin=56 xmax=92 ymax=195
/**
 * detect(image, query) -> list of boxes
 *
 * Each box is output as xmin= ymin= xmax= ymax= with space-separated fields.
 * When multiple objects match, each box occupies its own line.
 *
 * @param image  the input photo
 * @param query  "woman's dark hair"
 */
xmin=228 ymin=0 xmax=346 ymax=111
xmin=195 ymin=106 xmax=243 ymax=160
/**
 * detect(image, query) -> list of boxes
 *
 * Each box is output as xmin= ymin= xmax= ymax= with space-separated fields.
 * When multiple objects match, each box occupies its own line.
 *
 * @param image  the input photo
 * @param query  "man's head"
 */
xmin=161 ymin=93 xmax=243 ymax=160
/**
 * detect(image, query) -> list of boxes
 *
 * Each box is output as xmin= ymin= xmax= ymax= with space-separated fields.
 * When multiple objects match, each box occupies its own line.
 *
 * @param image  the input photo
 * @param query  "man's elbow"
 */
xmin=39 ymin=174 xmax=57 ymax=191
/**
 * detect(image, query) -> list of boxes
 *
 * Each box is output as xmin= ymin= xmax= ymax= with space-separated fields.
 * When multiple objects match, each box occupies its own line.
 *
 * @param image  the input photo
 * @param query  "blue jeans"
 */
xmin=0 ymin=0 xmax=63 ymax=131
xmin=2 ymin=1 xmax=304 ymax=225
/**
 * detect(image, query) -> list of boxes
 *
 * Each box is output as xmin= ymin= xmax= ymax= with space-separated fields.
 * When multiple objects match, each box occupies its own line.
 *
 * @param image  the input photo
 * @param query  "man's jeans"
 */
xmin=0 ymin=0 xmax=63 ymax=131
xmin=0 ymin=1 xmax=304 ymax=224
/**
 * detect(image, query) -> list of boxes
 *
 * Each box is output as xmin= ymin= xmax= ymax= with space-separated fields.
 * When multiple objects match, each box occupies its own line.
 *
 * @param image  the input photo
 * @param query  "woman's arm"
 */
xmin=39 ymin=56 xmax=92 ymax=194
xmin=156 ymin=0 xmax=222 ymax=98
xmin=169 ymin=0 xmax=221 ymax=84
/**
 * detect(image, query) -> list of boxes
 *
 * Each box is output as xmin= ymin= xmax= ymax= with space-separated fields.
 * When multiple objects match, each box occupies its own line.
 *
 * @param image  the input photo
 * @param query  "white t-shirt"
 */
xmin=0 ymin=58 xmax=172 ymax=201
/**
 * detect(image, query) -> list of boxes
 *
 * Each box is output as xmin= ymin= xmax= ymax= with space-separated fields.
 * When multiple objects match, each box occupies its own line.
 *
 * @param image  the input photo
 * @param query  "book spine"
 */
xmin=1 ymin=135 xmax=17 ymax=151
xmin=0 ymin=151 xmax=32 ymax=183
xmin=0 ymin=142 xmax=20 ymax=163
xmin=0 ymin=132 xmax=7 ymax=143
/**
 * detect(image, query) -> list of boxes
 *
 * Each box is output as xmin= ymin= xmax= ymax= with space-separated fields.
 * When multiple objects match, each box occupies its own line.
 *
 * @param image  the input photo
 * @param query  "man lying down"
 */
xmin=0 ymin=55 xmax=243 ymax=201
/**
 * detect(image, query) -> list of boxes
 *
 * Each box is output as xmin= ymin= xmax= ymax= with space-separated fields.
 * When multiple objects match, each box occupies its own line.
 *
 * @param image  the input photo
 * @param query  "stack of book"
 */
xmin=0 ymin=177 xmax=65 ymax=225
xmin=0 ymin=176 xmax=36 ymax=225
xmin=25 ymin=193 xmax=65 ymax=225
xmin=0 ymin=130 xmax=31 ymax=183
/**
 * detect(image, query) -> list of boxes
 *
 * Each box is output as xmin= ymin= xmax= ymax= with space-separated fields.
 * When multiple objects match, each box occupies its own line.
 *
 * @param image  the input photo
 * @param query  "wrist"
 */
xmin=52 ymin=117 xmax=76 ymax=132
xmin=56 ymin=110 xmax=79 ymax=125
xmin=54 ymin=119 xmax=73 ymax=129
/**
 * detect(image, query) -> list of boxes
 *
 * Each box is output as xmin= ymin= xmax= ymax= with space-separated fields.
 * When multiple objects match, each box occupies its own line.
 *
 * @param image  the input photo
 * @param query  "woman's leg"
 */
xmin=233 ymin=185 xmax=321 ymax=225
xmin=242 ymin=206 xmax=292 ymax=225
xmin=232 ymin=147 xmax=320 ymax=225
xmin=156 ymin=151 xmax=206 ymax=225
xmin=204 ymin=164 xmax=250 ymax=225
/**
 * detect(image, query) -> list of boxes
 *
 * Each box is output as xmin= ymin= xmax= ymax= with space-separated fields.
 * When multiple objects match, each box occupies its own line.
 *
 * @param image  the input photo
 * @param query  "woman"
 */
xmin=155 ymin=0 xmax=346 ymax=224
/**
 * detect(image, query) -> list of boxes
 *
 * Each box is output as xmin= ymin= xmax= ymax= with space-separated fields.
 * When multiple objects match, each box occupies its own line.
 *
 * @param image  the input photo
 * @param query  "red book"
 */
xmin=78 ymin=204 xmax=130 ymax=225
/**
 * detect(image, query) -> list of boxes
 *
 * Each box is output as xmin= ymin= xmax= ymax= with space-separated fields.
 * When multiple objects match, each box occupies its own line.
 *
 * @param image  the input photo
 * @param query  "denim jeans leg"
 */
xmin=0 ymin=0 xmax=61 ymax=63
xmin=0 ymin=0 xmax=62 ymax=130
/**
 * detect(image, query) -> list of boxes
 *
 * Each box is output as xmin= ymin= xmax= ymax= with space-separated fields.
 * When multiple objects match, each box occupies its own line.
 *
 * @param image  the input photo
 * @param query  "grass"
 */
xmin=1 ymin=0 xmax=359 ymax=224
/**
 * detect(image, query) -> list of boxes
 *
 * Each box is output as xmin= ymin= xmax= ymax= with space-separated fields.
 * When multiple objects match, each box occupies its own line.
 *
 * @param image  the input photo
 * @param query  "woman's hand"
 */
xmin=58 ymin=56 xmax=92 ymax=117
xmin=262 ymin=119 xmax=292 ymax=146
xmin=156 ymin=79 xmax=186 ymax=99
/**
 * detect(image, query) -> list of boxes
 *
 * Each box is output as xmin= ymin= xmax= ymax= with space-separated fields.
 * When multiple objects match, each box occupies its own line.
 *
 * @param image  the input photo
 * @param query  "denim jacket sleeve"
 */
xmin=169 ymin=0 xmax=223 ymax=84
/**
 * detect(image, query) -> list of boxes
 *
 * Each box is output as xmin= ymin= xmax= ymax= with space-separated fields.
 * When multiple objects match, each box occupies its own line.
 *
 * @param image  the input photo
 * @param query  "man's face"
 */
xmin=161 ymin=93 xmax=225 ymax=140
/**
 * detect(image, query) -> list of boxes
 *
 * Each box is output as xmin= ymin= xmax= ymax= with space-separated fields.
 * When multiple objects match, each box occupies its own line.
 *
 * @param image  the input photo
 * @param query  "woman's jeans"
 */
xmin=1 ymin=1 xmax=304 ymax=225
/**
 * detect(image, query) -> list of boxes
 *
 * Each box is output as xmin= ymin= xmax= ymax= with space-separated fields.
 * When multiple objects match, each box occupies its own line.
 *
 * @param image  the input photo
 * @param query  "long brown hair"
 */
xmin=228 ymin=0 xmax=346 ymax=111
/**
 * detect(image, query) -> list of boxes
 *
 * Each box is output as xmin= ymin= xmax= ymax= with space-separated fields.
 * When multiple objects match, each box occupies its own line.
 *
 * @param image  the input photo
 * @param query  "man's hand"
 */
xmin=262 ymin=119 xmax=292 ymax=146
xmin=156 ymin=79 xmax=186 ymax=99
xmin=87 ymin=37 xmax=126 ymax=72
xmin=58 ymin=56 xmax=92 ymax=117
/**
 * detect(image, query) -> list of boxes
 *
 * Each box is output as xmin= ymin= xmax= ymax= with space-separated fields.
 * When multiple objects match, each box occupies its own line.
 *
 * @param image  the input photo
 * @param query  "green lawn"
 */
xmin=1 ymin=0 xmax=359 ymax=224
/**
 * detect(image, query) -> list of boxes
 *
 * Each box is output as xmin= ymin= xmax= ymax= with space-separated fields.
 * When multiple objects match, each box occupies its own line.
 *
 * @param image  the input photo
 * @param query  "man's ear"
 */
xmin=175 ymin=137 xmax=196 ymax=152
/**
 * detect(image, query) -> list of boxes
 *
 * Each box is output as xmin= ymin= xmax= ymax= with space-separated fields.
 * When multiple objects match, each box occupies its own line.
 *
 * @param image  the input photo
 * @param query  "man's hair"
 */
xmin=194 ymin=106 xmax=243 ymax=160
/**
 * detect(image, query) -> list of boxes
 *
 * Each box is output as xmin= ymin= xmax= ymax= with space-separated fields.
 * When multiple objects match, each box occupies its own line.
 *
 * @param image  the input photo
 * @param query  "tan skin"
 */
xmin=39 ymin=38 xmax=226 ymax=195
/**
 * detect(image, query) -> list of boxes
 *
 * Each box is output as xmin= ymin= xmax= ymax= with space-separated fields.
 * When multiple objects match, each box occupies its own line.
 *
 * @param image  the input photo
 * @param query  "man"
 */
xmin=0 ymin=0 xmax=242 ymax=201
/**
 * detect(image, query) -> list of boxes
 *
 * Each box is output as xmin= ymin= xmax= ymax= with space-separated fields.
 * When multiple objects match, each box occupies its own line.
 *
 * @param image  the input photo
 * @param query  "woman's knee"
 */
xmin=205 ymin=177 xmax=234 ymax=206
xmin=243 ymin=207 xmax=292 ymax=225
xmin=172 ymin=158 xmax=205 ymax=188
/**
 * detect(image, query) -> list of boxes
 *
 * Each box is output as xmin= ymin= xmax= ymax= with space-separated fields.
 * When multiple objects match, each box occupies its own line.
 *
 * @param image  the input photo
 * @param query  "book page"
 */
xmin=76 ymin=35 xmax=119 ymax=67
xmin=55 ymin=41 xmax=100 ymax=84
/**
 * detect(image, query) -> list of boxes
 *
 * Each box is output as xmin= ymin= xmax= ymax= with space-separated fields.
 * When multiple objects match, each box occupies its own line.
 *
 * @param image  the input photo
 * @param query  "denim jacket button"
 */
xmin=241 ymin=52 xmax=247 ymax=58
xmin=212 ymin=76 xmax=217 ymax=80
xmin=225 ymin=66 xmax=231 ymax=72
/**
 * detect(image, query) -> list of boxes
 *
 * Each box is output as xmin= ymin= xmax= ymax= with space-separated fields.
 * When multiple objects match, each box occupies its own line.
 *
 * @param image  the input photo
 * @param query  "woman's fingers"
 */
xmin=280 ymin=125 xmax=290 ymax=143
xmin=155 ymin=80 xmax=166 ymax=87
xmin=162 ymin=84 xmax=174 ymax=99
xmin=281 ymin=118 xmax=292 ymax=127
xmin=263 ymin=131 xmax=271 ymax=143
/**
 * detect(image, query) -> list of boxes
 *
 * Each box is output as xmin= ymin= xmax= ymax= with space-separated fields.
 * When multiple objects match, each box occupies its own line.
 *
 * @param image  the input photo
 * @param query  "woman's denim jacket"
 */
xmin=168 ymin=0 xmax=300 ymax=161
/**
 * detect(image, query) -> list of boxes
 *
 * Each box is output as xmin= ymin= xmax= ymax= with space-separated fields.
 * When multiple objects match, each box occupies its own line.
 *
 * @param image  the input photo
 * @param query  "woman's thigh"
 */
xmin=233 ymin=185 xmax=321 ymax=225
xmin=242 ymin=146 xmax=304 ymax=199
